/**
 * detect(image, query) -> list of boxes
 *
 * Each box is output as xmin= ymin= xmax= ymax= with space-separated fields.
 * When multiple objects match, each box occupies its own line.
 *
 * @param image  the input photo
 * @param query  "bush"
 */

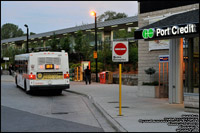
xmin=144 ymin=67 xmax=156 ymax=83
xmin=142 ymin=81 xmax=159 ymax=86
xmin=91 ymin=62 xmax=103 ymax=73
xmin=70 ymin=63 xmax=81 ymax=69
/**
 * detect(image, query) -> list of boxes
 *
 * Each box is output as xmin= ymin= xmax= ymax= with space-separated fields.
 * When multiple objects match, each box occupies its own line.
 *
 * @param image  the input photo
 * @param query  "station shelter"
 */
xmin=134 ymin=9 xmax=199 ymax=107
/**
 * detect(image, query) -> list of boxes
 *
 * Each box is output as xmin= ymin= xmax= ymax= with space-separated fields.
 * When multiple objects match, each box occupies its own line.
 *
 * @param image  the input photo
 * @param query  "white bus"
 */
xmin=14 ymin=50 xmax=70 ymax=94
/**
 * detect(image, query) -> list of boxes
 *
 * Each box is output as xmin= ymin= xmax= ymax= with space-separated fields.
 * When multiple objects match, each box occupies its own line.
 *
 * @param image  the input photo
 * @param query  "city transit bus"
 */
xmin=14 ymin=50 xmax=70 ymax=94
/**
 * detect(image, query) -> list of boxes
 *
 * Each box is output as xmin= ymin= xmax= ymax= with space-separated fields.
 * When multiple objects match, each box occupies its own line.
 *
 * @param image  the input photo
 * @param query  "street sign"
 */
xmin=159 ymin=55 xmax=169 ymax=62
xmin=3 ymin=57 xmax=9 ymax=61
xmin=112 ymin=41 xmax=128 ymax=62
xmin=112 ymin=41 xmax=128 ymax=116
xmin=93 ymin=51 xmax=97 ymax=59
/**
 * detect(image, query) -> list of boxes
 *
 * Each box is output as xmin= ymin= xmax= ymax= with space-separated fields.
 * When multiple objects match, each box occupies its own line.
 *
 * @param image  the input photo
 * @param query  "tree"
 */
xmin=60 ymin=35 xmax=71 ymax=53
xmin=129 ymin=43 xmax=138 ymax=70
xmin=30 ymin=32 xmax=36 ymax=35
xmin=1 ymin=23 xmax=24 ymax=39
xmin=74 ymin=30 xmax=84 ymax=61
xmin=97 ymin=11 xmax=127 ymax=22
xmin=2 ymin=45 xmax=26 ymax=65
xmin=49 ymin=33 xmax=59 ymax=51
xmin=114 ymin=28 xmax=136 ymax=39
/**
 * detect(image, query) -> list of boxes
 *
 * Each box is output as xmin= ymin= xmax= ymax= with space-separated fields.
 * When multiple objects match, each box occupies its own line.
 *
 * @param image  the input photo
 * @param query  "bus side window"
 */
xmin=25 ymin=60 xmax=28 ymax=73
xmin=21 ymin=60 xmax=24 ymax=74
xmin=15 ymin=60 xmax=18 ymax=73
xmin=19 ymin=60 xmax=22 ymax=74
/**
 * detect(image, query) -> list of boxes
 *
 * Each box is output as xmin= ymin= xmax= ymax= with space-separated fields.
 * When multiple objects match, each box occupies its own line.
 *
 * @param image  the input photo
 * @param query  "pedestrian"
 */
xmin=9 ymin=64 xmax=12 ymax=75
xmin=84 ymin=66 xmax=91 ymax=85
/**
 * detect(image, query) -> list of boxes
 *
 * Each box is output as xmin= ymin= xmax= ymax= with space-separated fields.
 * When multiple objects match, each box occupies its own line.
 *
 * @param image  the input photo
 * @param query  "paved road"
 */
xmin=1 ymin=80 xmax=113 ymax=132
xmin=1 ymin=106 xmax=103 ymax=132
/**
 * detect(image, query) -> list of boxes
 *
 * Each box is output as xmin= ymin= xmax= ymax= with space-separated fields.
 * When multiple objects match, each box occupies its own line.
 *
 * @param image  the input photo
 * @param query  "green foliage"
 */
xmin=49 ymin=33 xmax=59 ymax=51
xmin=129 ymin=44 xmax=138 ymax=70
xmin=2 ymin=45 xmax=26 ymax=65
xmin=30 ymin=32 xmax=36 ymax=35
xmin=1 ymin=23 xmax=24 ymax=39
xmin=145 ymin=67 xmax=156 ymax=83
xmin=73 ymin=30 xmax=94 ymax=61
xmin=91 ymin=62 xmax=103 ymax=73
xmin=81 ymin=34 xmax=92 ymax=61
xmin=60 ymin=35 xmax=71 ymax=53
xmin=70 ymin=63 xmax=81 ymax=68
xmin=142 ymin=81 xmax=159 ymax=86
xmin=74 ymin=30 xmax=83 ymax=53
xmin=145 ymin=67 xmax=156 ymax=75
xmin=74 ymin=30 xmax=84 ymax=61
xmin=97 ymin=11 xmax=127 ymax=22
xmin=114 ymin=28 xmax=135 ymax=39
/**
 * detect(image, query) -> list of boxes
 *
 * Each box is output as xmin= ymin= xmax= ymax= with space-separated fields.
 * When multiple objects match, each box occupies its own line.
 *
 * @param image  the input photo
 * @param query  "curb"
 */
xmin=65 ymin=90 xmax=127 ymax=132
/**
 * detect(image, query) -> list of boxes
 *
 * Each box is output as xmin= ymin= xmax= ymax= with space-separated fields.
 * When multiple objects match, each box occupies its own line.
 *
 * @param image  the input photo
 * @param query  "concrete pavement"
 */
xmin=68 ymin=81 xmax=199 ymax=132
xmin=1 ymin=75 xmax=199 ymax=132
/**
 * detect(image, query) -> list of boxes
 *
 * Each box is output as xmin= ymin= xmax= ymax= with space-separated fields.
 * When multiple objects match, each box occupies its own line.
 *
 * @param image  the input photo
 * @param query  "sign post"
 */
xmin=3 ymin=57 xmax=9 ymax=70
xmin=112 ymin=41 xmax=128 ymax=116
xmin=119 ymin=63 xmax=122 ymax=116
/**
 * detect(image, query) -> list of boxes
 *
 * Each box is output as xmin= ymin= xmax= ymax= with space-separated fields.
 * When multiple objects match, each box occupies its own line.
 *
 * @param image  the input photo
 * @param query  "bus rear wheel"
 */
xmin=15 ymin=76 xmax=19 ymax=88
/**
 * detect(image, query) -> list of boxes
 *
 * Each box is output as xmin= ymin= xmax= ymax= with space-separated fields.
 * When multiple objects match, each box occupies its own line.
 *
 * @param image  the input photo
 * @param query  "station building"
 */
xmin=135 ymin=1 xmax=199 ymax=112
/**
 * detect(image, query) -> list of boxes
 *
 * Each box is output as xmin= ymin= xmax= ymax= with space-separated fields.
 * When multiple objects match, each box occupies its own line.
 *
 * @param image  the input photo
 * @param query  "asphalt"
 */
xmin=1 ymin=74 xmax=199 ymax=132
xmin=1 ymin=106 xmax=103 ymax=132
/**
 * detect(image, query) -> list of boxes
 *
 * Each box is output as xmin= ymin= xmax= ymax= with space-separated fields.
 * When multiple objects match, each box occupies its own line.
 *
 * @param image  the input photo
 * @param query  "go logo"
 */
xmin=142 ymin=28 xmax=154 ymax=39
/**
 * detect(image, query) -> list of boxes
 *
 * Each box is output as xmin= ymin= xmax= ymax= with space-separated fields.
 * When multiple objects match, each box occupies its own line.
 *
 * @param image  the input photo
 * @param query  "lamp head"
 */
xmin=90 ymin=11 xmax=96 ymax=16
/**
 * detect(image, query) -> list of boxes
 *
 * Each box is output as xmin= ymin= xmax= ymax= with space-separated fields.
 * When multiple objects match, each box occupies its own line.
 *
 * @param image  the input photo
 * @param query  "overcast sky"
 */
xmin=1 ymin=1 xmax=138 ymax=34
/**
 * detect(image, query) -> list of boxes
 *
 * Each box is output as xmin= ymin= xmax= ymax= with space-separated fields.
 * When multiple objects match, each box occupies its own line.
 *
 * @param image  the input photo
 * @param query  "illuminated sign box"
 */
xmin=45 ymin=64 xmax=54 ymax=69
xmin=159 ymin=55 xmax=169 ymax=62
xmin=134 ymin=23 xmax=199 ymax=40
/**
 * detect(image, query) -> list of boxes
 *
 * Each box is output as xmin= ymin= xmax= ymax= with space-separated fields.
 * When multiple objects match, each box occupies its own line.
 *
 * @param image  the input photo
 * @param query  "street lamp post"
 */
xmin=91 ymin=11 xmax=98 ymax=82
xmin=24 ymin=24 xmax=29 ymax=53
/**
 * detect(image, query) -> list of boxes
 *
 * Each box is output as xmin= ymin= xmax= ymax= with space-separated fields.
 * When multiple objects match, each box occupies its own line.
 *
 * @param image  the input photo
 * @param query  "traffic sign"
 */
xmin=93 ymin=51 xmax=97 ymax=59
xmin=114 ymin=43 xmax=127 ymax=55
xmin=112 ymin=41 xmax=128 ymax=62
xmin=3 ymin=57 xmax=9 ymax=61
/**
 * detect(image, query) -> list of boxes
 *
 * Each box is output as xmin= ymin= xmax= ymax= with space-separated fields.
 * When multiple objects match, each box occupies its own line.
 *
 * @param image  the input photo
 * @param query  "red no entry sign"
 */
xmin=114 ymin=43 xmax=127 ymax=55
xmin=112 ymin=41 xmax=128 ymax=62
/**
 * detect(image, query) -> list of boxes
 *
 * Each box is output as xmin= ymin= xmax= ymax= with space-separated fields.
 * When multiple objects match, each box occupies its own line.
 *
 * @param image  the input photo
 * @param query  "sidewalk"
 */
xmin=69 ymin=81 xmax=199 ymax=132
xmin=1 ymin=75 xmax=198 ymax=132
xmin=1 ymin=74 xmax=15 ymax=82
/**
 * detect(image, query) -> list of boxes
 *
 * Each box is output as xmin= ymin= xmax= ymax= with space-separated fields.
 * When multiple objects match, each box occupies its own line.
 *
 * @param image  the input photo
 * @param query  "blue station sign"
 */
xmin=159 ymin=55 xmax=169 ymax=62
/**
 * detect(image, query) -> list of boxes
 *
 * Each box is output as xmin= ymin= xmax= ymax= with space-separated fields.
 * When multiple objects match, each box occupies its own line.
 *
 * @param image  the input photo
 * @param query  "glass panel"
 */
xmin=193 ymin=37 xmax=199 ymax=93
xmin=184 ymin=37 xmax=199 ymax=93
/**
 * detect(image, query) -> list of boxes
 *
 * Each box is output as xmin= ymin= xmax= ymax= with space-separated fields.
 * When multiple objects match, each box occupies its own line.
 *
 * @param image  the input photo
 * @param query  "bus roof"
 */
xmin=14 ymin=51 xmax=67 ymax=60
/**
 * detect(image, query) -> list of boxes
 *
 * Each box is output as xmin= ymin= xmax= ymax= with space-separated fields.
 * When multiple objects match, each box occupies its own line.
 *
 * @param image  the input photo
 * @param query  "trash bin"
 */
xmin=99 ymin=71 xmax=113 ymax=84
xmin=99 ymin=72 xmax=106 ymax=84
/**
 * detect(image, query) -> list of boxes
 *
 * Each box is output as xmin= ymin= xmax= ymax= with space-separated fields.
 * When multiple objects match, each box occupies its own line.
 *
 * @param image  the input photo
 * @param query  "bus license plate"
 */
xmin=37 ymin=72 xmax=63 ymax=80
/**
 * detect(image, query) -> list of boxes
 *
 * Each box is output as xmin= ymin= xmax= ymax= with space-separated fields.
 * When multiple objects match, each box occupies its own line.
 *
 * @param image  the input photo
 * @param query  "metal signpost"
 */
xmin=112 ymin=41 xmax=128 ymax=116
xmin=3 ymin=57 xmax=9 ymax=70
